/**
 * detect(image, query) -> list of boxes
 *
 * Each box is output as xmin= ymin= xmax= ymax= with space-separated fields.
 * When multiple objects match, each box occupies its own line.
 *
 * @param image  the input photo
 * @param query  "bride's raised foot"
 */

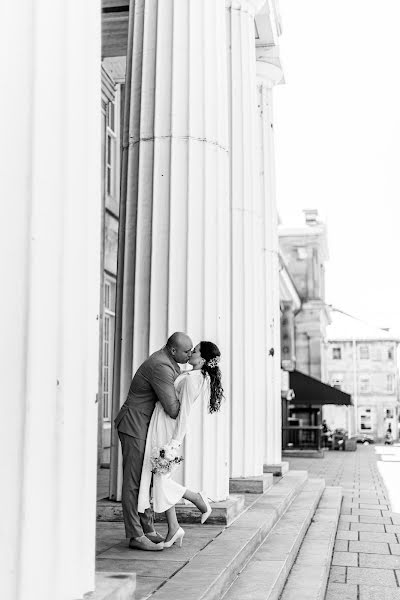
xmin=198 ymin=491 xmax=212 ymax=524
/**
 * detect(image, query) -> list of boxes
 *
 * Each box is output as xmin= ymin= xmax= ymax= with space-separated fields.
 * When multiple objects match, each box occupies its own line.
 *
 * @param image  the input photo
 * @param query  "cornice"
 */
xmin=226 ymin=0 xmax=265 ymax=18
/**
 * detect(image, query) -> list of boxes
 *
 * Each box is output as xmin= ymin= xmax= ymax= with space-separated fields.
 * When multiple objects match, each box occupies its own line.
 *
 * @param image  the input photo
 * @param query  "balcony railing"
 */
xmin=282 ymin=426 xmax=322 ymax=451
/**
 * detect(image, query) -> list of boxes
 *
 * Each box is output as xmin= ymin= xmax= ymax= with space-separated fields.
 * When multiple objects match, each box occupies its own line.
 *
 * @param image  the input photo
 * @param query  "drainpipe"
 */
xmin=307 ymin=333 xmax=311 ymax=375
xmin=352 ymin=339 xmax=358 ymax=435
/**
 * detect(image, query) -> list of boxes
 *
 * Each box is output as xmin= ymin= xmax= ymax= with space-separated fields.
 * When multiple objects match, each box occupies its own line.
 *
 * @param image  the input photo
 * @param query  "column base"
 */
xmin=96 ymin=494 xmax=245 ymax=527
xmin=263 ymin=461 xmax=289 ymax=476
xmin=282 ymin=449 xmax=326 ymax=459
xmin=229 ymin=474 xmax=273 ymax=494
xmin=158 ymin=495 xmax=244 ymax=526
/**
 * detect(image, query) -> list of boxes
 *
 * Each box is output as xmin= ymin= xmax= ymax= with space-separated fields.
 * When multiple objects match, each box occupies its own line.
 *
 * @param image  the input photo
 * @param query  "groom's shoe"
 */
xmin=129 ymin=535 xmax=164 ymax=551
xmin=145 ymin=530 xmax=165 ymax=543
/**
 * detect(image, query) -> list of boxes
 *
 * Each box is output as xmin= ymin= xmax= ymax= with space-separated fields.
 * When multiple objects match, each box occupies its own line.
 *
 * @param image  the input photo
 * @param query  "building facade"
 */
xmin=278 ymin=211 xmax=352 ymax=453
xmin=2 ymin=1 xmax=287 ymax=598
xmin=98 ymin=66 xmax=123 ymax=467
xmin=279 ymin=209 xmax=330 ymax=383
xmin=326 ymin=309 xmax=400 ymax=440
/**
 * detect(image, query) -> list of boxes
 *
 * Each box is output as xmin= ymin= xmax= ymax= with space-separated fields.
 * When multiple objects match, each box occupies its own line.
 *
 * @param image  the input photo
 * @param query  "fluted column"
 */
xmin=256 ymin=61 xmax=285 ymax=468
xmin=0 ymin=1 xmax=101 ymax=598
xmin=226 ymin=0 xmax=266 ymax=478
xmin=111 ymin=0 xmax=230 ymax=502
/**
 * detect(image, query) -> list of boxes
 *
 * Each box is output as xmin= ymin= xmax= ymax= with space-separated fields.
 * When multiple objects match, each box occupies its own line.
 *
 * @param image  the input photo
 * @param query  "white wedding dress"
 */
xmin=138 ymin=369 xmax=210 ymax=513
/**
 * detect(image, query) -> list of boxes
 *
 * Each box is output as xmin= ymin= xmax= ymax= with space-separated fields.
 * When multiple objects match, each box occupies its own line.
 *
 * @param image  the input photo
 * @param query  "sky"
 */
xmin=274 ymin=0 xmax=400 ymax=333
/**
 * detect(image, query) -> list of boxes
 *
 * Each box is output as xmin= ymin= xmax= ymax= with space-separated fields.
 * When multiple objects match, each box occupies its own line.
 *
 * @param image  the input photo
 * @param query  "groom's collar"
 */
xmin=162 ymin=346 xmax=181 ymax=373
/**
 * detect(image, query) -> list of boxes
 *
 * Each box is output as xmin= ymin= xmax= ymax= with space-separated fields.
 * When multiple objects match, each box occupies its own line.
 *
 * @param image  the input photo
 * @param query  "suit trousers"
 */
xmin=118 ymin=431 xmax=154 ymax=539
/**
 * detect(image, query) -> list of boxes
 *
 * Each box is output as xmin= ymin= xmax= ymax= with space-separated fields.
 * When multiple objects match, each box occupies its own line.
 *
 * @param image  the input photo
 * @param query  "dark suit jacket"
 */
xmin=114 ymin=347 xmax=181 ymax=440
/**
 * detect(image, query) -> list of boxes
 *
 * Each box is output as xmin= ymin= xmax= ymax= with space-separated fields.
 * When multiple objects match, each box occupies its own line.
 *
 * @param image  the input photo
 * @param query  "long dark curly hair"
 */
xmin=199 ymin=341 xmax=224 ymax=413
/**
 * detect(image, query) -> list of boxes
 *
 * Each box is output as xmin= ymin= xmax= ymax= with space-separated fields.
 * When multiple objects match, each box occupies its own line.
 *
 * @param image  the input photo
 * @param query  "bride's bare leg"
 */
xmin=182 ymin=489 xmax=207 ymax=513
xmin=165 ymin=506 xmax=180 ymax=541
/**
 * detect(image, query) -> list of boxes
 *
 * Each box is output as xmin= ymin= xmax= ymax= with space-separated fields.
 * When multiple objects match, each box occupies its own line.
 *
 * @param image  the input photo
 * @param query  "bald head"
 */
xmin=166 ymin=331 xmax=193 ymax=364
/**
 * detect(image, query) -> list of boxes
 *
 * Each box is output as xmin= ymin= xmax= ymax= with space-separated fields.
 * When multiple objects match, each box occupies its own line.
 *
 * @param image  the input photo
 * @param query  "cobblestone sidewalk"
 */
xmin=287 ymin=445 xmax=400 ymax=600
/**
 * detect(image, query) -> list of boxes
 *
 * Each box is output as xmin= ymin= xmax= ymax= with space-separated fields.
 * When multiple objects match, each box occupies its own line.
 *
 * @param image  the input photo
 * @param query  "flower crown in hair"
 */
xmin=207 ymin=356 xmax=220 ymax=368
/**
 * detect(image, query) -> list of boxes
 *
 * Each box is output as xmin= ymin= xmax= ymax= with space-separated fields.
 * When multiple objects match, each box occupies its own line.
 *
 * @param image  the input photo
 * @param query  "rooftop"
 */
xmin=327 ymin=308 xmax=400 ymax=342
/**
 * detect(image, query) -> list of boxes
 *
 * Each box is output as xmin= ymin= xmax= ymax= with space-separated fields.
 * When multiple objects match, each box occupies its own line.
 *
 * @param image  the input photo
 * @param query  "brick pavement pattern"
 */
xmin=287 ymin=445 xmax=400 ymax=600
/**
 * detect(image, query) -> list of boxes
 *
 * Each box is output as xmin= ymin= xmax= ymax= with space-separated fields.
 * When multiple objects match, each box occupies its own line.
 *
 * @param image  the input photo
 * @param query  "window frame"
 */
xmin=359 ymin=376 xmax=370 ymax=393
xmin=105 ymin=99 xmax=117 ymax=200
xmin=102 ymin=280 xmax=116 ymax=421
xmin=332 ymin=346 xmax=342 ymax=360
xmin=360 ymin=408 xmax=373 ymax=431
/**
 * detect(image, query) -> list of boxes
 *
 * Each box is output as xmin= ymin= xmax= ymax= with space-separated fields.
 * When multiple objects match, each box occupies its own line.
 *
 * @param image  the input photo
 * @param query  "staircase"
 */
xmin=148 ymin=470 xmax=342 ymax=600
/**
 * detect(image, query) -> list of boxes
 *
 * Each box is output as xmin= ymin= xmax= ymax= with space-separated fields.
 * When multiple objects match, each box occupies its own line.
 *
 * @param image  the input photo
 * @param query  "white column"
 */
xmin=111 ymin=0 xmax=230 ymax=502
xmin=256 ymin=61 xmax=285 ymax=468
xmin=0 ymin=1 xmax=101 ymax=599
xmin=226 ymin=0 xmax=266 ymax=478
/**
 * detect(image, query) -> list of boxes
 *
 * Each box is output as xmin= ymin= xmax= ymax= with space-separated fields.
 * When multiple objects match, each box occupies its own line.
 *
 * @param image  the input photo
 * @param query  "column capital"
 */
xmin=256 ymin=60 xmax=283 ymax=87
xmin=256 ymin=46 xmax=284 ymax=87
xmin=226 ymin=0 xmax=265 ymax=18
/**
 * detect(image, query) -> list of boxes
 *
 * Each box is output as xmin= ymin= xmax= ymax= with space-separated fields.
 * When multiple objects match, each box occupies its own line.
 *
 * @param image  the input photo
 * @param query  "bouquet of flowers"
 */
xmin=150 ymin=443 xmax=183 ymax=476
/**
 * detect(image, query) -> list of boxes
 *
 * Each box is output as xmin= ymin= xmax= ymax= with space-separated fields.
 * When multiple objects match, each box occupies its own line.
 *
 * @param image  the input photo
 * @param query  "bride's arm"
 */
xmin=170 ymin=374 xmax=201 ymax=446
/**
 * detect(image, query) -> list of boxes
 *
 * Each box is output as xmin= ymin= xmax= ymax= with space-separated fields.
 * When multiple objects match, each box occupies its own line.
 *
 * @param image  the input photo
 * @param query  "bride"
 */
xmin=138 ymin=341 xmax=223 ymax=548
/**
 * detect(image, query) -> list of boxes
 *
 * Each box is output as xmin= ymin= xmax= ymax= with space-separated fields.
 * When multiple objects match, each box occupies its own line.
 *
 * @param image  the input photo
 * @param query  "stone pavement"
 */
xmin=95 ymin=445 xmax=400 ymax=600
xmin=287 ymin=445 xmax=400 ymax=600
xmin=96 ymin=520 xmax=226 ymax=599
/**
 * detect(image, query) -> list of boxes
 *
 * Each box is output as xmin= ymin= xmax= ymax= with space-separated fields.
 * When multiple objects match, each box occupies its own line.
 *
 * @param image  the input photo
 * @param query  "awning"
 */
xmin=289 ymin=370 xmax=352 ymax=406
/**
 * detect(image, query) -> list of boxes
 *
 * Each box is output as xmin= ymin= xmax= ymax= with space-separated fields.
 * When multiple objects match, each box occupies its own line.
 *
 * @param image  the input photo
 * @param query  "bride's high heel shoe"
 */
xmin=163 ymin=527 xmax=185 ymax=548
xmin=199 ymin=491 xmax=212 ymax=524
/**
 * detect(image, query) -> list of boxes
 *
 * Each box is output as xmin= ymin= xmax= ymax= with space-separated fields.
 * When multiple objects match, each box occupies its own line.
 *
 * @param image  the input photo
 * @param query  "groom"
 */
xmin=115 ymin=332 xmax=193 ymax=551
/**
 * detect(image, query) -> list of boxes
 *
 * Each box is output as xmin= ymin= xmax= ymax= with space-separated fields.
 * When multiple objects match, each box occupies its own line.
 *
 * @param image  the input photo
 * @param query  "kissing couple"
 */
xmin=114 ymin=332 xmax=223 ymax=551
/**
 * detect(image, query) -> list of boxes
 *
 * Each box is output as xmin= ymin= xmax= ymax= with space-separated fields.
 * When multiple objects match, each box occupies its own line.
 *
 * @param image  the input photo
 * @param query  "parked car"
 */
xmin=354 ymin=434 xmax=374 ymax=444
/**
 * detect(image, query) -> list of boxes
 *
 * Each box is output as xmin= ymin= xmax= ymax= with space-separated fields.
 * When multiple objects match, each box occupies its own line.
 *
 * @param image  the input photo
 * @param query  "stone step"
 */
xmin=263 ymin=462 xmax=289 ymax=477
xmin=84 ymin=572 xmax=136 ymax=600
xmin=229 ymin=473 xmax=273 ymax=494
xmin=97 ymin=494 xmax=245 ymax=526
xmin=221 ymin=478 xmax=326 ymax=600
xmin=282 ymin=449 xmax=326 ymax=459
xmin=280 ymin=486 xmax=342 ymax=600
xmin=148 ymin=470 xmax=309 ymax=600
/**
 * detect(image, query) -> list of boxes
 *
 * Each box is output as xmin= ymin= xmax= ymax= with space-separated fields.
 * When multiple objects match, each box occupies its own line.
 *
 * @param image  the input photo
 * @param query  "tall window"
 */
xmin=359 ymin=376 xmax=370 ymax=393
xmin=387 ymin=374 xmax=394 ymax=393
xmin=359 ymin=345 xmax=369 ymax=359
xmin=360 ymin=409 xmax=373 ymax=431
xmin=388 ymin=347 xmax=394 ymax=361
xmin=106 ymin=100 xmax=116 ymax=198
xmin=331 ymin=374 xmax=343 ymax=390
xmin=102 ymin=281 xmax=115 ymax=420
xmin=372 ymin=347 xmax=381 ymax=361
xmin=103 ymin=314 xmax=110 ymax=419
xmin=332 ymin=347 xmax=342 ymax=360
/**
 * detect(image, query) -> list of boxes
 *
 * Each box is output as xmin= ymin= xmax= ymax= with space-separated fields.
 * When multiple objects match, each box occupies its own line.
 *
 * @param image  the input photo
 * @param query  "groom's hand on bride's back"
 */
xmin=152 ymin=363 xmax=180 ymax=419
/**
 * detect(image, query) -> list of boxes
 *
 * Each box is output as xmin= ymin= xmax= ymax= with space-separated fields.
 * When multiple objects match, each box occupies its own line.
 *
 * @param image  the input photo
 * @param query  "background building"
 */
xmin=279 ymin=209 xmax=330 ymax=382
xmin=279 ymin=211 xmax=352 ymax=453
xmin=326 ymin=309 xmax=400 ymax=440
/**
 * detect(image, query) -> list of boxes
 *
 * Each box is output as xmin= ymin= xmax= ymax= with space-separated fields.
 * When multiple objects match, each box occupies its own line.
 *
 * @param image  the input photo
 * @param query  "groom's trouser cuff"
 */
xmin=118 ymin=432 xmax=154 ymax=538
